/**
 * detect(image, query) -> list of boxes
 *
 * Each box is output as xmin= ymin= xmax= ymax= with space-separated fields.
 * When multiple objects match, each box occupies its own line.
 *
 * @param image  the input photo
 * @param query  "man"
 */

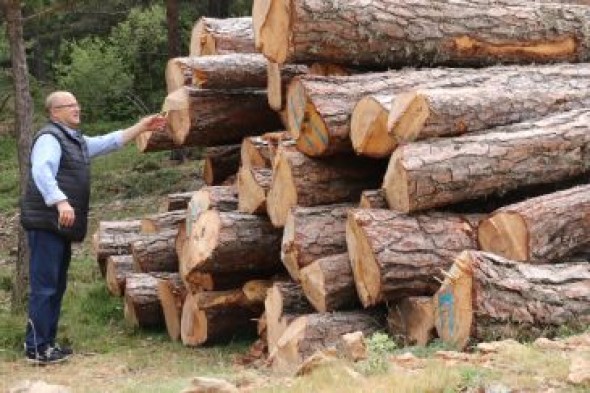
xmin=20 ymin=91 xmax=166 ymax=365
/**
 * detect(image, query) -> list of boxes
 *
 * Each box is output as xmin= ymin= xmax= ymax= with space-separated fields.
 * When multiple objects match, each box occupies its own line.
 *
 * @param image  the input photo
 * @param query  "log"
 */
xmin=141 ymin=210 xmax=185 ymax=234
xmin=131 ymin=230 xmax=178 ymax=273
xmin=359 ymin=189 xmax=387 ymax=209
xmin=346 ymin=209 xmax=479 ymax=307
xmin=434 ymin=250 xmax=590 ymax=349
xmin=124 ymin=273 xmax=173 ymax=328
xmin=203 ymin=145 xmax=241 ymax=186
xmin=157 ymin=273 xmax=187 ymax=341
xmin=267 ymin=62 xmax=309 ymax=111
xmin=478 ymin=184 xmax=590 ymax=264
xmin=160 ymin=191 xmax=195 ymax=212
xmin=93 ymin=219 xmax=143 ymax=277
xmin=190 ymin=17 xmax=255 ymax=57
xmin=240 ymin=135 xmax=275 ymax=169
xmin=387 ymin=297 xmax=436 ymax=347
xmin=265 ymin=282 xmax=315 ymax=355
xmin=254 ymin=0 xmax=590 ymax=67
xmin=272 ymin=310 xmax=384 ymax=372
xmin=266 ymin=147 xmax=386 ymax=227
xmin=105 ymin=255 xmax=134 ymax=297
xmin=136 ymin=129 xmax=177 ymax=153
xmin=383 ymin=109 xmax=590 ymax=213
xmin=180 ymin=289 xmax=263 ymax=346
xmin=299 ymin=253 xmax=359 ymax=313
xmin=166 ymin=54 xmax=269 ymax=91
xmin=237 ymin=166 xmax=272 ymax=215
xmin=281 ymin=204 xmax=352 ymax=280
xmin=183 ymin=210 xmax=283 ymax=275
xmin=167 ymin=87 xmax=283 ymax=146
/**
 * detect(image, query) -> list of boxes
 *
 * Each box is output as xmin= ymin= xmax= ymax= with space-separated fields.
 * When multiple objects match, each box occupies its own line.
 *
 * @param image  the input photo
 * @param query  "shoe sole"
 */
xmin=26 ymin=356 xmax=68 ymax=365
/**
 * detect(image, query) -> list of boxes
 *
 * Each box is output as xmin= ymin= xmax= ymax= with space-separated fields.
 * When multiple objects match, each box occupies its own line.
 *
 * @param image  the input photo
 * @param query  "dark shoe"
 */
xmin=25 ymin=346 xmax=68 ymax=365
xmin=53 ymin=343 xmax=73 ymax=357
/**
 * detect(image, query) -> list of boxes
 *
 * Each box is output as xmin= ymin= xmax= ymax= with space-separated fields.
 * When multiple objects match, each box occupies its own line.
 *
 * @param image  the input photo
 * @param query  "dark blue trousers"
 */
xmin=25 ymin=229 xmax=71 ymax=352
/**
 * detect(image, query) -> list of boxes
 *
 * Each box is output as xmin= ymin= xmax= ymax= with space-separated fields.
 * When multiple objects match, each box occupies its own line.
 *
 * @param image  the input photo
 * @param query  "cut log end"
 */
xmin=383 ymin=152 xmax=410 ymax=213
xmin=350 ymin=96 xmax=396 ymax=158
xmin=345 ymin=212 xmax=382 ymax=308
xmin=165 ymin=88 xmax=190 ymax=144
xmin=478 ymin=212 xmax=529 ymax=262
xmin=165 ymin=58 xmax=188 ymax=93
xmin=254 ymin=0 xmax=289 ymax=63
xmin=387 ymin=91 xmax=430 ymax=144
xmin=267 ymin=150 xmax=297 ymax=227
xmin=135 ymin=131 xmax=151 ymax=153
xmin=281 ymin=212 xmax=300 ymax=281
xmin=191 ymin=19 xmax=215 ymax=56
xmin=299 ymin=262 xmax=327 ymax=313
xmin=192 ymin=210 xmax=221 ymax=266
xmin=237 ymin=166 xmax=271 ymax=214
xmin=267 ymin=61 xmax=283 ymax=111
xmin=181 ymin=293 xmax=207 ymax=346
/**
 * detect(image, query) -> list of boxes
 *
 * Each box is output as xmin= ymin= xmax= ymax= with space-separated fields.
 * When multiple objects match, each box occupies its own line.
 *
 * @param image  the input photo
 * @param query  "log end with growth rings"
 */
xmin=345 ymin=211 xmax=382 ymax=308
xmin=237 ymin=166 xmax=267 ymax=214
xmin=387 ymin=91 xmax=431 ymax=144
xmin=267 ymin=61 xmax=283 ymax=111
xmin=273 ymin=315 xmax=309 ymax=370
xmin=191 ymin=18 xmax=215 ymax=56
xmin=350 ymin=96 xmax=396 ymax=158
xmin=478 ymin=212 xmax=529 ymax=262
xmin=383 ymin=151 xmax=411 ymax=213
xmin=181 ymin=292 xmax=207 ymax=346
xmin=299 ymin=262 xmax=327 ymax=313
xmin=189 ymin=210 xmax=221 ymax=270
xmin=253 ymin=0 xmax=290 ymax=63
xmin=165 ymin=88 xmax=191 ymax=145
xmin=266 ymin=149 xmax=297 ymax=227
xmin=165 ymin=58 xmax=187 ymax=93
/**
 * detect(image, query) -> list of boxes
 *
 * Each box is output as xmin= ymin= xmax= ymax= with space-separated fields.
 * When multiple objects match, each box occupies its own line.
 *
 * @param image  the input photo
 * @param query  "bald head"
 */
xmin=46 ymin=91 xmax=81 ymax=129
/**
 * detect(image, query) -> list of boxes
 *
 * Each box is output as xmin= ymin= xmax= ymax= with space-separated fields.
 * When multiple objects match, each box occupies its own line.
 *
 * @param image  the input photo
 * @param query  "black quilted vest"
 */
xmin=20 ymin=122 xmax=91 ymax=241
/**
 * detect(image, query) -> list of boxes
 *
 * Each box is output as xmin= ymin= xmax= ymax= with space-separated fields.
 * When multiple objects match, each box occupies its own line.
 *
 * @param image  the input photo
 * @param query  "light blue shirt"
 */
xmin=31 ymin=122 xmax=125 ymax=206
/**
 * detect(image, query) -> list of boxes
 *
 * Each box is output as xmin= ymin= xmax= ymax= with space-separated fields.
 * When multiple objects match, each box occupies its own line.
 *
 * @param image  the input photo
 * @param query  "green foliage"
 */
xmin=0 ymin=24 xmax=9 ymax=66
xmin=357 ymin=332 xmax=398 ymax=375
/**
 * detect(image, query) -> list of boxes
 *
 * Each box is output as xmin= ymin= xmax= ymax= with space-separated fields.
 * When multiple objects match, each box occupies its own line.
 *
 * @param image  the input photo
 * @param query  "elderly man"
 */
xmin=20 ymin=91 xmax=166 ymax=365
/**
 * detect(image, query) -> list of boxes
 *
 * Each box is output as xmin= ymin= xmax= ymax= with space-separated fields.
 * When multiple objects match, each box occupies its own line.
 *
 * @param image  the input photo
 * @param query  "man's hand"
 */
xmin=56 ymin=200 xmax=75 ymax=228
xmin=139 ymin=114 xmax=167 ymax=133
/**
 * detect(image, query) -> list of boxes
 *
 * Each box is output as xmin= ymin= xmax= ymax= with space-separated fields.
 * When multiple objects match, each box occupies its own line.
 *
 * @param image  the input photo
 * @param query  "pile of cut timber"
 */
xmin=93 ymin=1 xmax=590 ymax=373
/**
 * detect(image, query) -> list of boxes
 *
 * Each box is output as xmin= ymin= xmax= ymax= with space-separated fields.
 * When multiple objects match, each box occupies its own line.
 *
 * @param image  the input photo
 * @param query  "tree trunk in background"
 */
xmin=208 ymin=0 xmax=231 ymax=17
xmin=3 ymin=0 xmax=33 ymax=313
xmin=166 ymin=0 xmax=181 ymax=59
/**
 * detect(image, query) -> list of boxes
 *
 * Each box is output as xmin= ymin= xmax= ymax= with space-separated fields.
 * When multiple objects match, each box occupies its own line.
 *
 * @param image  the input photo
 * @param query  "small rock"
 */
xmin=568 ymin=355 xmax=590 ymax=385
xmin=9 ymin=380 xmax=71 ymax=393
xmin=181 ymin=377 xmax=239 ymax=393
xmin=476 ymin=339 xmax=520 ymax=354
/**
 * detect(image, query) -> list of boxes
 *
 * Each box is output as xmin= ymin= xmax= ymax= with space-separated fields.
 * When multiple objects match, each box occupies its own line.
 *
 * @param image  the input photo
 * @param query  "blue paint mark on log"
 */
xmin=438 ymin=291 xmax=455 ymax=337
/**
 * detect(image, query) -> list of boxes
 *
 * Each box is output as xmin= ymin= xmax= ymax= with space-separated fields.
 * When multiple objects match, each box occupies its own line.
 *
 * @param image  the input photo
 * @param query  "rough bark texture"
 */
xmin=241 ymin=135 xmax=276 ymax=169
xmin=167 ymin=87 xmax=283 ymax=146
xmin=180 ymin=289 xmax=263 ymax=346
xmin=136 ymin=129 xmax=178 ymax=153
xmin=124 ymin=273 xmax=172 ymax=328
xmin=387 ymin=297 xmax=436 ymax=347
xmin=141 ymin=210 xmax=186 ymax=234
xmin=157 ymin=273 xmax=187 ymax=341
xmin=105 ymin=255 xmax=134 ymax=297
xmin=203 ymin=145 xmax=241 ymax=186
xmin=434 ymin=250 xmax=590 ymax=349
xmin=478 ymin=184 xmax=590 ymax=264
xmin=190 ymin=17 xmax=255 ymax=56
xmin=160 ymin=191 xmax=196 ymax=212
xmin=237 ymin=166 xmax=272 ymax=215
xmin=281 ymin=204 xmax=352 ymax=281
xmin=383 ymin=109 xmax=590 ymax=213
xmin=359 ymin=189 xmax=388 ymax=209
xmin=131 ymin=230 xmax=178 ymax=273
xmin=255 ymin=0 xmax=590 ymax=67
xmin=346 ymin=209 xmax=479 ymax=307
xmin=299 ymin=253 xmax=359 ymax=313
xmin=93 ymin=220 xmax=143 ymax=277
xmin=272 ymin=310 xmax=385 ymax=372
xmin=266 ymin=146 xmax=386 ymax=227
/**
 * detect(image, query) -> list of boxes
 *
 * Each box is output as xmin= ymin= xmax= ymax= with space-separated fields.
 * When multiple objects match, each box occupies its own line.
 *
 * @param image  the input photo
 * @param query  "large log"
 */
xmin=180 ymin=289 xmax=263 ymax=346
xmin=299 ymin=253 xmax=359 ymax=313
xmin=166 ymin=87 xmax=283 ymax=146
xmin=237 ymin=166 xmax=272 ymax=215
xmin=190 ymin=17 xmax=255 ymax=57
xmin=105 ymin=254 xmax=134 ymax=297
xmin=166 ymin=54 xmax=268 ymax=92
xmin=203 ymin=145 xmax=241 ymax=186
xmin=281 ymin=204 xmax=352 ymax=280
xmin=265 ymin=282 xmax=315 ymax=355
xmin=141 ymin=210 xmax=185 ymax=234
xmin=266 ymin=146 xmax=386 ymax=227
xmin=272 ymin=310 xmax=385 ymax=372
xmin=157 ymin=273 xmax=188 ymax=341
xmin=387 ymin=297 xmax=436 ymax=347
xmin=434 ymin=250 xmax=590 ymax=350
xmin=254 ymin=0 xmax=590 ymax=67
xmin=346 ymin=209 xmax=479 ymax=307
xmin=131 ymin=230 xmax=178 ymax=273
xmin=124 ymin=273 xmax=174 ymax=328
xmin=160 ymin=191 xmax=196 ymax=212
xmin=92 ymin=219 xmax=143 ymax=277
xmin=358 ymin=189 xmax=387 ymax=209
xmin=478 ymin=184 xmax=590 ymax=264
xmin=136 ymin=129 xmax=178 ymax=153
xmin=241 ymin=135 xmax=275 ymax=169
xmin=383 ymin=109 xmax=590 ymax=213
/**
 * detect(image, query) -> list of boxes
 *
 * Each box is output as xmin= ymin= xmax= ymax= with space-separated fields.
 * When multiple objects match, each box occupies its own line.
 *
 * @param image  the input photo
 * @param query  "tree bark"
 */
xmin=346 ymin=209 xmax=479 ymax=307
xmin=359 ymin=189 xmax=387 ymax=209
xmin=166 ymin=0 xmax=181 ymax=59
xmin=160 ymin=191 xmax=196 ymax=212
xmin=434 ymin=250 xmax=590 ymax=350
xmin=241 ymin=135 xmax=274 ymax=169
xmin=105 ymin=255 xmax=134 ymax=297
xmin=383 ymin=109 xmax=590 ymax=213
xmin=254 ymin=0 xmax=590 ymax=67
xmin=190 ymin=17 xmax=255 ymax=57
xmin=92 ymin=219 xmax=143 ymax=277
xmin=180 ymin=289 xmax=263 ymax=346
xmin=131 ymin=230 xmax=178 ymax=273
xmin=281 ymin=204 xmax=352 ymax=281
xmin=157 ymin=273 xmax=187 ymax=341
xmin=299 ymin=253 xmax=359 ymax=313
xmin=478 ymin=184 xmax=590 ymax=264
xmin=387 ymin=297 xmax=436 ymax=347
xmin=203 ymin=144 xmax=241 ymax=186
xmin=237 ymin=166 xmax=272 ymax=215
xmin=167 ymin=87 xmax=283 ymax=146
xmin=135 ymin=129 xmax=178 ymax=153
xmin=266 ymin=146 xmax=386 ymax=227
xmin=141 ymin=210 xmax=185 ymax=234
xmin=124 ymin=273 xmax=169 ymax=328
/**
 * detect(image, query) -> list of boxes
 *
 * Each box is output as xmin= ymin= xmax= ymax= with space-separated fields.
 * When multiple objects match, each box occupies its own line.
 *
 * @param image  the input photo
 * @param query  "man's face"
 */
xmin=50 ymin=93 xmax=81 ymax=128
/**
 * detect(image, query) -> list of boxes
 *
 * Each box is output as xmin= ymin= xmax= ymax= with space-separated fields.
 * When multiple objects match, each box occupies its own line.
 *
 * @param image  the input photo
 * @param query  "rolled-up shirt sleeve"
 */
xmin=31 ymin=134 xmax=68 ymax=206
xmin=84 ymin=130 xmax=124 ymax=158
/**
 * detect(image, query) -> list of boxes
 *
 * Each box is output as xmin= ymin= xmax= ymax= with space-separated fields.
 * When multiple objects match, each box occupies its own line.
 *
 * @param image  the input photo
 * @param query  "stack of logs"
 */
xmin=95 ymin=0 xmax=590 ymax=373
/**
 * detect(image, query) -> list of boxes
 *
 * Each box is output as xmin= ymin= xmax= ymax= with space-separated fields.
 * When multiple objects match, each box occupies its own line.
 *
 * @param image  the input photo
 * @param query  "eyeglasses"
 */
xmin=53 ymin=103 xmax=80 ymax=110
